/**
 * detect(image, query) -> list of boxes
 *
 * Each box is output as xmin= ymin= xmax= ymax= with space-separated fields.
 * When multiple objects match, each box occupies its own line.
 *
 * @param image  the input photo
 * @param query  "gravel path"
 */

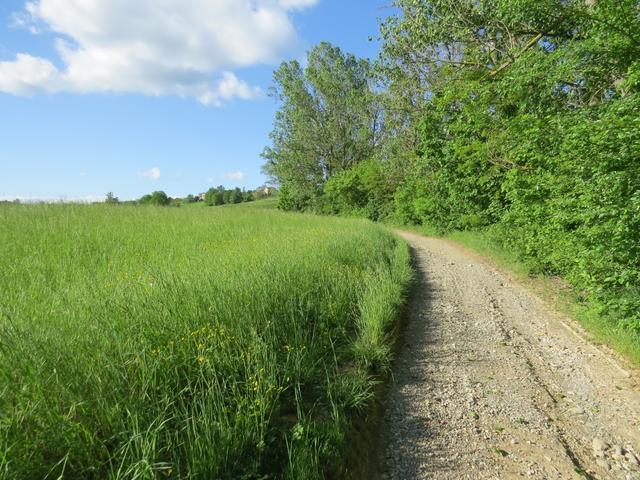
xmin=382 ymin=231 xmax=640 ymax=480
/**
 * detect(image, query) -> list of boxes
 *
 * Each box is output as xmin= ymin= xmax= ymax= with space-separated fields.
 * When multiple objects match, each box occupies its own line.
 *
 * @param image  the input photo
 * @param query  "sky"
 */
xmin=0 ymin=0 xmax=393 ymax=201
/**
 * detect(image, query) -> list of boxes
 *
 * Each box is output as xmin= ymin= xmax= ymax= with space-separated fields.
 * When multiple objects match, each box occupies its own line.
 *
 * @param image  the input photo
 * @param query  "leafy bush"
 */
xmin=498 ymin=94 xmax=640 ymax=330
xmin=321 ymin=160 xmax=392 ymax=220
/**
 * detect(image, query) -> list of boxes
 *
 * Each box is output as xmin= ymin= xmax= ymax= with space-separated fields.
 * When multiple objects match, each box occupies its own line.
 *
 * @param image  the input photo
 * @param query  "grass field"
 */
xmin=0 ymin=203 xmax=411 ymax=479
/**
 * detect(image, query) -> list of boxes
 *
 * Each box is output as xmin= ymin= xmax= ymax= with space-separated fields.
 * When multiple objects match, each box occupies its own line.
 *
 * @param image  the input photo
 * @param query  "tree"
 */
xmin=377 ymin=0 xmax=640 ymax=229
xmin=262 ymin=42 xmax=381 ymax=210
xmin=151 ymin=191 xmax=170 ymax=206
xmin=376 ymin=0 xmax=640 ymax=332
xmin=139 ymin=191 xmax=170 ymax=206
xmin=205 ymin=187 xmax=225 ymax=206
xmin=204 ymin=186 xmax=252 ymax=206
xmin=242 ymin=189 xmax=254 ymax=202
xmin=259 ymin=1 xmax=640 ymax=334
xmin=105 ymin=192 xmax=119 ymax=204
xmin=221 ymin=189 xmax=233 ymax=204
xmin=231 ymin=187 xmax=243 ymax=204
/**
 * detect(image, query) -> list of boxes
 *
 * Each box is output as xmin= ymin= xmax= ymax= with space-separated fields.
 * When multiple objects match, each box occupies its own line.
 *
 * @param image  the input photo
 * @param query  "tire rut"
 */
xmin=488 ymin=295 xmax=595 ymax=478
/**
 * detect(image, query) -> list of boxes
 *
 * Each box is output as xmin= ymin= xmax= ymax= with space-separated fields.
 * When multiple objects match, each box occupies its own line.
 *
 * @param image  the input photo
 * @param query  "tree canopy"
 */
xmin=262 ymin=0 xmax=640 ymax=332
xmin=262 ymin=42 xmax=382 ymax=210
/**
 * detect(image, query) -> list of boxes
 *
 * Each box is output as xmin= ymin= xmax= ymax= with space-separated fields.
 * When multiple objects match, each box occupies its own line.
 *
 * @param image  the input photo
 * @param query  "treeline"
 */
xmin=263 ymin=1 xmax=640 ymax=332
xmin=202 ymin=185 xmax=256 ymax=206
xmin=104 ymin=186 xmax=275 ymax=206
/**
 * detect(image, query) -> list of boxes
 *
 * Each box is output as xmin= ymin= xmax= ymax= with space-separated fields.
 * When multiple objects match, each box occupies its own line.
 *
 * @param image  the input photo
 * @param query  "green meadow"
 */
xmin=0 ymin=203 xmax=410 ymax=479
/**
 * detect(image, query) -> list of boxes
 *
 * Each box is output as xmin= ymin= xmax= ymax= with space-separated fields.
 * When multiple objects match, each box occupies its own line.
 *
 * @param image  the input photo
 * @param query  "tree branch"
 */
xmin=485 ymin=32 xmax=544 ymax=79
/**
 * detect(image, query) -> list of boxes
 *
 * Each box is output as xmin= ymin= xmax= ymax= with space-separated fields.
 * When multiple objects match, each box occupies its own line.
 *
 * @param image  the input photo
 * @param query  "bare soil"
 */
xmin=382 ymin=231 xmax=640 ymax=480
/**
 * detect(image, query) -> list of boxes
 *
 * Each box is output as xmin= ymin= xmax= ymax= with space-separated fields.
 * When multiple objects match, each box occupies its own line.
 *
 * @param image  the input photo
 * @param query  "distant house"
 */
xmin=194 ymin=193 xmax=205 ymax=202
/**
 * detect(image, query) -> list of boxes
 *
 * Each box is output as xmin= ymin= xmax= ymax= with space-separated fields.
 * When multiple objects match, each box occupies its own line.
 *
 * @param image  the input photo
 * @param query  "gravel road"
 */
xmin=382 ymin=231 xmax=640 ymax=480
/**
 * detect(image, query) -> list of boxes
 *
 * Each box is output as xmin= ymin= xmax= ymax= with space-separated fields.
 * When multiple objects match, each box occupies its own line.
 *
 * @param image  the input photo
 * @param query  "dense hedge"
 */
xmin=263 ymin=0 xmax=640 ymax=334
xmin=499 ymin=95 xmax=640 ymax=331
xmin=395 ymin=92 xmax=640 ymax=331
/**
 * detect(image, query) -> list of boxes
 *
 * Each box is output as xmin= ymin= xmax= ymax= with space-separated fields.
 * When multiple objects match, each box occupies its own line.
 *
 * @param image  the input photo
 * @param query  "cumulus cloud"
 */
xmin=0 ymin=54 xmax=63 ymax=95
xmin=223 ymin=171 xmax=247 ymax=181
xmin=139 ymin=167 xmax=161 ymax=180
xmin=1 ymin=0 xmax=317 ymax=105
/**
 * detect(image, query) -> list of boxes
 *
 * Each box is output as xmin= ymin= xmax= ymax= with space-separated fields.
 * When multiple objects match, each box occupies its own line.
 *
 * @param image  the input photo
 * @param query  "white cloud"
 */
xmin=198 ymin=72 xmax=262 ymax=107
xmin=1 ymin=0 xmax=318 ymax=105
xmin=223 ymin=171 xmax=247 ymax=181
xmin=139 ymin=167 xmax=161 ymax=180
xmin=0 ymin=53 xmax=63 ymax=95
xmin=278 ymin=0 xmax=319 ymax=9
xmin=207 ymin=177 xmax=214 ymax=183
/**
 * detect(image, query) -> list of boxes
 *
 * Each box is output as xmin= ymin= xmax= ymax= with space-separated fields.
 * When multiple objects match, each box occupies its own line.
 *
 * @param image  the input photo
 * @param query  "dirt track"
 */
xmin=382 ymin=231 xmax=640 ymax=480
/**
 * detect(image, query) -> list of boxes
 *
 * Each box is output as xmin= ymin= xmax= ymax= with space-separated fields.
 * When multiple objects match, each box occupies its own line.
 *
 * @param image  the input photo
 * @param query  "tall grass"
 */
xmin=0 ymin=203 xmax=410 ymax=479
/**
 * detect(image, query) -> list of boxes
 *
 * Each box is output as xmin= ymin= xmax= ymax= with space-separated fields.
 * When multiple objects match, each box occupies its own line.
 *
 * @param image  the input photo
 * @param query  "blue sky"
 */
xmin=0 ymin=0 xmax=392 ymax=201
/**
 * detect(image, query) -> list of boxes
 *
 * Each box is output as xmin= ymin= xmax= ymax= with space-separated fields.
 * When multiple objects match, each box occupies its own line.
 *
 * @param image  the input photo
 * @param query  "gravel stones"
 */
xmin=381 ymin=232 xmax=640 ymax=480
xmin=593 ymin=438 xmax=609 ymax=456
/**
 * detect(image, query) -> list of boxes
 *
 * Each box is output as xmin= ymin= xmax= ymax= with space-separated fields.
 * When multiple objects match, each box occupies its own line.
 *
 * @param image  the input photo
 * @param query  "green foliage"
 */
xmin=497 ymin=94 xmax=640 ymax=330
xmin=204 ymin=186 xmax=223 ymax=206
xmin=262 ymin=0 xmax=640 ymax=339
xmin=0 ymin=203 xmax=410 ymax=479
xmin=230 ymin=187 xmax=243 ymax=204
xmin=105 ymin=192 xmax=119 ymax=204
xmin=204 ymin=186 xmax=250 ymax=206
xmin=139 ymin=190 xmax=170 ymax=206
xmin=262 ymin=42 xmax=382 ymax=210
xmin=242 ymin=190 xmax=254 ymax=202
xmin=321 ymin=160 xmax=394 ymax=220
xmin=381 ymin=0 xmax=640 ymax=334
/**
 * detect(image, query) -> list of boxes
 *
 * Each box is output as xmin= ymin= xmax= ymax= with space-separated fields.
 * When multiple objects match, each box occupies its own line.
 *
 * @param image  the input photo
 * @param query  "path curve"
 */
xmin=382 ymin=231 xmax=640 ymax=480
